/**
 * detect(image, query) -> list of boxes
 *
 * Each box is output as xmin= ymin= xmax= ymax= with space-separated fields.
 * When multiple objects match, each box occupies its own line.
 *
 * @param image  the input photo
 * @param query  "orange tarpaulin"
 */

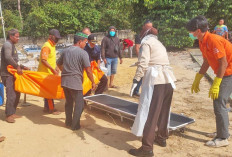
xmin=7 ymin=65 xmax=65 ymax=99
xmin=83 ymin=61 xmax=104 ymax=95
xmin=7 ymin=61 xmax=104 ymax=99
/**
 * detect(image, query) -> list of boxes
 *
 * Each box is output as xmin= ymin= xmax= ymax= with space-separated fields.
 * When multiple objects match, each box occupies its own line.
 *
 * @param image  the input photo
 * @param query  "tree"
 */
xmin=130 ymin=0 xmax=214 ymax=48
xmin=206 ymin=1 xmax=232 ymax=31
xmin=95 ymin=0 xmax=132 ymax=32
xmin=23 ymin=1 xmax=101 ymax=39
xmin=17 ymin=0 xmax=23 ymax=29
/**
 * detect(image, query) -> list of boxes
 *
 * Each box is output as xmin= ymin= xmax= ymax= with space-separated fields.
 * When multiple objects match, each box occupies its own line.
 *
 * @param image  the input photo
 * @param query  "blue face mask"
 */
xmin=189 ymin=33 xmax=198 ymax=40
xmin=109 ymin=31 xmax=116 ymax=37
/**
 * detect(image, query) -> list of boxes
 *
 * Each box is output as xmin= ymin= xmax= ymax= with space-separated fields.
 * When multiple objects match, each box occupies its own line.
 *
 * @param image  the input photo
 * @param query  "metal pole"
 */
xmin=0 ymin=0 xmax=6 ymax=41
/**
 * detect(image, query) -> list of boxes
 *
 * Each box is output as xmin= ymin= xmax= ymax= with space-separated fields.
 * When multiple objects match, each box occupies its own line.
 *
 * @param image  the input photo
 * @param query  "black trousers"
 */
xmin=85 ymin=74 xmax=108 ymax=96
xmin=95 ymin=75 xmax=108 ymax=94
xmin=142 ymin=84 xmax=173 ymax=151
xmin=1 ymin=75 xmax=21 ymax=117
xmin=63 ymin=87 xmax=84 ymax=130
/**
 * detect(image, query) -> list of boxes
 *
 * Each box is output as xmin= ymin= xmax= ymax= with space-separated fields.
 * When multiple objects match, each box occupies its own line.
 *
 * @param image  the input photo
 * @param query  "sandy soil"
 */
xmin=0 ymin=52 xmax=232 ymax=157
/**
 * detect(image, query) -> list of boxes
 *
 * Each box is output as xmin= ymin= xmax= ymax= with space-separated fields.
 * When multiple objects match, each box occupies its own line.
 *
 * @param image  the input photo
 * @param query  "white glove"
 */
xmin=130 ymin=83 xmax=138 ymax=97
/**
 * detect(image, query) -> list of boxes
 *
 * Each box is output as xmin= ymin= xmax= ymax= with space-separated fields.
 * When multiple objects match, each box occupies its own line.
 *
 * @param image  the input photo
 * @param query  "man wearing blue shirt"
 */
xmin=84 ymin=34 xmax=108 ymax=95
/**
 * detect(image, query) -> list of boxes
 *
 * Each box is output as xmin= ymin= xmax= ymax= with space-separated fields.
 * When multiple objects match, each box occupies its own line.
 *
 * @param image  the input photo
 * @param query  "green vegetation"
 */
xmin=0 ymin=0 xmax=232 ymax=48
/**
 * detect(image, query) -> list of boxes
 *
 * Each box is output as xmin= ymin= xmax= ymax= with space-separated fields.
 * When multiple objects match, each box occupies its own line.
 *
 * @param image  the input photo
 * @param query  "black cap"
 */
xmin=144 ymin=20 xmax=152 ymax=25
xmin=49 ymin=29 xmax=61 ymax=39
xmin=88 ymin=34 xmax=95 ymax=40
xmin=88 ymin=34 xmax=97 ymax=43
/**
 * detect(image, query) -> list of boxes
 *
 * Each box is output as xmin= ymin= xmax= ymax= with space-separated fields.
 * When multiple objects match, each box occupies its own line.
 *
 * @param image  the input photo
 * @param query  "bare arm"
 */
xmin=57 ymin=65 xmax=63 ymax=71
xmin=212 ymin=30 xmax=216 ymax=34
xmin=216 ymin=56 xmax=228 ymax=78
xmin=97 ymin=60 xmax=101 ymax=67
xmin=199 ymin=58 xmax=210 ymax=75
xmin=135 ymin=44 xmax=140 ymax=57
xmin=85 ymin=67 xmax=96 ymax=89
xmin=41 ymin=59 xmax=58 ymax=75
xmin=56 ymin=51 xmax=64 ymax=72
xmin=226 ymin=32 xmax=229 ymax=40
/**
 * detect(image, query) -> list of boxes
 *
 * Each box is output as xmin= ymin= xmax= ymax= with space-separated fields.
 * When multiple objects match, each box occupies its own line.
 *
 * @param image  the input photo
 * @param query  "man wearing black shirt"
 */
xmin=0 ymin=29 xmax=29 ymax=123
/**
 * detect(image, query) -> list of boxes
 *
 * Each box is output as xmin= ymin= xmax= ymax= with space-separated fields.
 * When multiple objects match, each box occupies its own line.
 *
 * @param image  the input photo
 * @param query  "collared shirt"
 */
xmin=199 ymin=31 xmax=232 ymax=76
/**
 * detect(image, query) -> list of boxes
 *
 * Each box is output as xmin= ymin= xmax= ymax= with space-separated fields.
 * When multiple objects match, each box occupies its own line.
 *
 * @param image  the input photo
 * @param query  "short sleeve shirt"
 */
xmin=214 ymin=25 xmax=228 ymax=36
xmin=135 ymin=35 xmax=141 ymax=44
xmin=199 ymin=31 xmax=232 ymax=76
xmin=56 ymin=46 xmax=90 ymax=90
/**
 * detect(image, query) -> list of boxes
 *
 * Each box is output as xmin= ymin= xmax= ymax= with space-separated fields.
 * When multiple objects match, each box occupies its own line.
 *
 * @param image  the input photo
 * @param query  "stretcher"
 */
xmin=84 ymin=94 xmax=195 ymax=132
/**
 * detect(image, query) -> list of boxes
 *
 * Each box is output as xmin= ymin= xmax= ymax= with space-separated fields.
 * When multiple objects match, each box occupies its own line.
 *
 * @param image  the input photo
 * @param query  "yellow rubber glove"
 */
xmin=209 ymin=77 xmax=222 ymax=100
xmin=191 ymin=73 xmax=204 ymax=93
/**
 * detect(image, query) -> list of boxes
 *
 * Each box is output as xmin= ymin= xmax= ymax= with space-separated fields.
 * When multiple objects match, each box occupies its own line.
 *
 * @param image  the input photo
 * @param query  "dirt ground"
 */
xmin=0 ymin=52 xmax=232 ymax=157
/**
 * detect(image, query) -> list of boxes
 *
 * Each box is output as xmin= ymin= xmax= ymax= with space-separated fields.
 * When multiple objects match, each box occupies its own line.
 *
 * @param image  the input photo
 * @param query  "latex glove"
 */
xmin=130 ymin=79 xmax=138 ymax=97
xmin=191 ymin=73 xmax=204 ymax=93
xmin=209 ymin=77 xmax=222 ymax=100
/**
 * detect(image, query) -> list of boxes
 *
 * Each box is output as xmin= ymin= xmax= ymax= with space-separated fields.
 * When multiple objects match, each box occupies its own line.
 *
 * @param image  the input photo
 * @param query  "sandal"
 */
xmin=109 ymin=85 xmax=118 ymax=88
xmin=205 ymin=138 xmax=229 ymax=147
xmin=0 ymin=136 xmax=6 ymax=142
xmin=50 ymin=109 xmax=61 ymax=115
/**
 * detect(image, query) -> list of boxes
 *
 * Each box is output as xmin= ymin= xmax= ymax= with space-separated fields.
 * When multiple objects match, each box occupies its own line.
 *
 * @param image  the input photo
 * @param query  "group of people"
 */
xmin=129 ymin=16 xmax=232 ymax=157
xmin=0 ymin=26 xmax=123 ymax=139
xmin=0 ymin=15 xmax=232 ymax=157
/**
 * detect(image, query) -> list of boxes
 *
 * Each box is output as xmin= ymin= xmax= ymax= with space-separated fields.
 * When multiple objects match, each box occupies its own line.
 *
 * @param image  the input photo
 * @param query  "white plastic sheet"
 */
xmin=100 ymin=62 xmax=108 ymax=74
xmin=131 ymin=65 xmax=176 ymax=136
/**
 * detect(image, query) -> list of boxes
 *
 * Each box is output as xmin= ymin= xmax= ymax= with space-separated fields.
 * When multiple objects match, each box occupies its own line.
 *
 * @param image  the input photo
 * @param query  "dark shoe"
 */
xmin=133 ymin=93 xmax=140 ymax=98
xmin=43 ymin=107 xmax=49 ymax=113
xmin=12 ymin=114 xmax=22 ymax=119
xmin=71 ymin=125 xmax=81 ymax=131
xmin=154 ymin=138 xmax=166 ymax=147
xmin=128 ymin=147 xmax=154 ymax=157
xmin=65 ymin=121 xmax=72 ymax=128
xmin=6 ymin=115 xmax=15 ymax=123
xmin=65 ymin=124 xmax=71 ymax=129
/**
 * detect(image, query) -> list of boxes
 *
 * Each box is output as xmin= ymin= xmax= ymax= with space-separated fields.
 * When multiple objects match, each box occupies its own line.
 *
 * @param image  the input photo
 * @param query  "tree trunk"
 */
xmin=17 ymin=0 xmax=23 ymax=30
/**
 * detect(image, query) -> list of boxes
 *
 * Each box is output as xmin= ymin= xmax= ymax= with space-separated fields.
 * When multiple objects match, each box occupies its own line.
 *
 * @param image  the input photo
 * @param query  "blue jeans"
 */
xmin=134 ymin=78 xmax=143 ymax=95
xmin=106 ymin=58 xmax=118 ymax=76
